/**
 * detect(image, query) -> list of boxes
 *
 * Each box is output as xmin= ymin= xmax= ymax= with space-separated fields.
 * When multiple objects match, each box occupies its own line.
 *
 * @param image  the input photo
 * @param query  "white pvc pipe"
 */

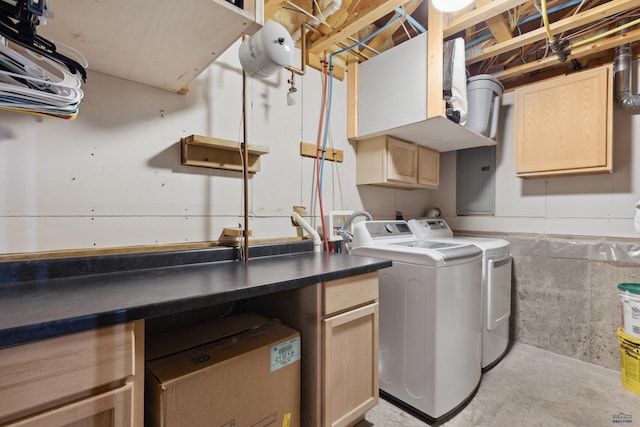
xmin=292 ymin=212 xmax=323 ymax=252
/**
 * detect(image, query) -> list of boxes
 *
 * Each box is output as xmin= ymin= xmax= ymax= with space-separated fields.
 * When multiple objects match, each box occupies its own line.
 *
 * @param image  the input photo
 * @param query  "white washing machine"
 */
xmin=408 ymin=218 xmax=512 ymax=370
xmin=350 ymin=220 xmax=482 ymax=423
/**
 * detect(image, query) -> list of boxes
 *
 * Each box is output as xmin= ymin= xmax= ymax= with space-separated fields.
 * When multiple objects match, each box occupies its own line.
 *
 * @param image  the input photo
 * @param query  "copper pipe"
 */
xmin=286 ymin=22 xmax=313 ymax=76
xmin=242 ymin=36 xmax=250 ymax=263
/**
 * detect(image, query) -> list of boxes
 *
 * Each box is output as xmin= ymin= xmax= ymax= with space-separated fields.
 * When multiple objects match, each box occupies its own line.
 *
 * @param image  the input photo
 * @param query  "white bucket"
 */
xmin=465 ymin=74 xmax=504 ymax=139
xmin=618 ymin=283 xmax=640 ymax=339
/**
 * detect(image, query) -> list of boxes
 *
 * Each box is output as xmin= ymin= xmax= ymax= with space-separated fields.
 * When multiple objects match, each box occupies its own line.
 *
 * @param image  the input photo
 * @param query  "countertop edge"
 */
xmin=0 ymin=254 xmax=391 ymax=349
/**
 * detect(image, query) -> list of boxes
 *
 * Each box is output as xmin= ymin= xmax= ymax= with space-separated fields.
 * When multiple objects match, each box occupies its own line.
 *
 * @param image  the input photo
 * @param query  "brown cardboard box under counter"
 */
xmin=145 ymin=313 xmax=301 ymax=427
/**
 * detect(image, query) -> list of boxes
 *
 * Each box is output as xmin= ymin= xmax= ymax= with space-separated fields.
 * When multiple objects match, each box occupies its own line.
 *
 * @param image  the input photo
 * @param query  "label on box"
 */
xmin=270 ymin=337 xmax=301 ymax=372
xmin=282 ymin=413 xmax=292 ymax=427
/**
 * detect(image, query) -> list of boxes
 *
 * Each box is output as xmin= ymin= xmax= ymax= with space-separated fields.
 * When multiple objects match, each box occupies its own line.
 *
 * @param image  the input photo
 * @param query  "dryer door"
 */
xmin=487 ymin=255 xmax=512 ymax=331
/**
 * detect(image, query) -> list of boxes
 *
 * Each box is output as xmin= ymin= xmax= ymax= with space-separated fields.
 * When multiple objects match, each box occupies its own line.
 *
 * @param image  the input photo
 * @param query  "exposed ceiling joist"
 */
xmin=467 ymin=0 xmax=640 ymax=65
xmin=497 ymin=26 xmax=640 ymax=80
xmin=309 ymin=0 xmax=410 ymax=55
xmin=364 ymin=0 xmax=423 ymax=53
xmin=444 ymin=0 xmax=530 ymax=37
xmin=267 ymin=0 xmax=640 ymax=89
xmin=265 ymin=0 xmax=288 ymax=22
xmin=476 ymin=0 xmax=514 ymax=42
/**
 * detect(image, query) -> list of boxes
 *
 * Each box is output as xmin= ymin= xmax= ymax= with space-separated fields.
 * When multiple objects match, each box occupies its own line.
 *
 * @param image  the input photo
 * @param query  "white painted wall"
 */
xmin=430 ymin=60 xmax=640 ymax=238
xmin=4 ymin=39 xmax=636 ymax=254
xmin=0 ymin=40 xmax=430 ymax=254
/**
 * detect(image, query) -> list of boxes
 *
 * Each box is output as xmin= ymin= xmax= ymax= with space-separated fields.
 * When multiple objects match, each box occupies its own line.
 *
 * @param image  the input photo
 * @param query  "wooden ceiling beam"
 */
xmin=309 ymin=0 xmax=410 ymax=55
xmin=467 ymin=0 xmax=639 ymax=65
xmin=264 ymin=0 xmax=289 ymax=21
xmin=496 ymin=27 xmax=640 ymax=81
xmin=364 ymin=0 xmax=423 ymax=53
xmin=324 ymin=0 xmax=356 ymax=29
xmin=476 ymin=0 xmax=514 ymax=42
xmin=444 ymin=0 xmax=530 ymax=37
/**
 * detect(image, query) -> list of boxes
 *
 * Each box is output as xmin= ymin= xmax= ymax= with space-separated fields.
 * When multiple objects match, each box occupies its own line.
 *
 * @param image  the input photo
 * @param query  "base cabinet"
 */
xmin=323 ymin=303 xmax=378 ymax=427
xmin=0 ymin=321 xmax=144 ymax=427
xmin=7 ymin=384 xmax=133 ymax=427
xmin=251 ymin=272 xmax=380 ymax=427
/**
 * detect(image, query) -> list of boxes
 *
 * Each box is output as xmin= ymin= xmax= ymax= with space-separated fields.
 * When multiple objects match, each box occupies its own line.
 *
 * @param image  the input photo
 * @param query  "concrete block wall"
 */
xmin=505 ymin=234 xmax=640 ymax=370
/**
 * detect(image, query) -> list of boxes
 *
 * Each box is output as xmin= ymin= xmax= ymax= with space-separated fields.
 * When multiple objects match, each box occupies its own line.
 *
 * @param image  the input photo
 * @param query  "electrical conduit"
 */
xmin=541 ymin=0 xmax=556 ymax=43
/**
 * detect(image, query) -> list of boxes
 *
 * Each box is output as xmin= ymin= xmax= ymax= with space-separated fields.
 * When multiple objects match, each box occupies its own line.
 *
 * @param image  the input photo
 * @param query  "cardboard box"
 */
xmin=146 ymin=313 xmax=301 ymax=427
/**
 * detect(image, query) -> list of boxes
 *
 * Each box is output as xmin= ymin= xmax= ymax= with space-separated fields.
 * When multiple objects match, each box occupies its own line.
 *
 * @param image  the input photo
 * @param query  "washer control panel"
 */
xmin=365 ymin=221 xmax=413 ymax=238
xmin=408 ymin=218 xmax=454 ymax=239
xmin=421 ymin=219 xmax=450 ymax=231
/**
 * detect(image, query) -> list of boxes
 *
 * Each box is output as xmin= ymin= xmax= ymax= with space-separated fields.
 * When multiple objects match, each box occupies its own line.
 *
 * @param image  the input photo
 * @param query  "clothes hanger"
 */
xmin=0 ymin=18 xmax=86 ymax=80
xmin=0 ymin=0 xmax=86 ymax=118
xmin=0 ymin=4 xmax=87 ymax=82
xmin=0 ymin=39 xmax=83 ymax=118
xmin=1 ymin=42 xmax=83 ymax=89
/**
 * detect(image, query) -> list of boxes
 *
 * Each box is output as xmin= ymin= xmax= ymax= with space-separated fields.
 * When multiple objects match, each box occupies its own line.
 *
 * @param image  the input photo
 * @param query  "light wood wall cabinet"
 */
xmin=0 ymin=321 xmax=144 ymax=427
xmin=356 ymin=136 xmax=439 ymax=189
xmin=514 ymin=65 xmax=613 ymax=177
xmin=251 ymin=273 xmax=380 ymax=427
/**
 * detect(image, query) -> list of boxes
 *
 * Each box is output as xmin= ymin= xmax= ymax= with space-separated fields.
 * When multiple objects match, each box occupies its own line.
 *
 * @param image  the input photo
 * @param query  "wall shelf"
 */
xmin=40 ymin=0 xmax=263 ymax=93
xmin=181 ymin=135 xmax=269 ymax=173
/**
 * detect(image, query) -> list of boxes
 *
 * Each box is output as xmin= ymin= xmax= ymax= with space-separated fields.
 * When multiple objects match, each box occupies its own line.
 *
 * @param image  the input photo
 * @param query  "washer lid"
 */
xmin=452 ymin=236 xmax=510 ymax=252
xmin=391 ymin=240 xmax=482 ymax=261
xmin=351 ymin=240 xmax=481 ymax=267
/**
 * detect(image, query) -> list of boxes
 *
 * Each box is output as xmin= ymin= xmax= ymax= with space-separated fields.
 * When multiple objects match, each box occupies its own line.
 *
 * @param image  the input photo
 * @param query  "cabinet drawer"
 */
xmin=323 ymin=272 xmax=378 ymax=317
xmin=0 ymin=323 xmax=135 ymax=423
xmin=6 ymin=382 xmax=133 ymax=427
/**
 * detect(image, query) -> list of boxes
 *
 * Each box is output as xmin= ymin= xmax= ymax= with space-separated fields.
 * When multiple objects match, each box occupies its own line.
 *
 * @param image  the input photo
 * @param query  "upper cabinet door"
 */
xmin=514 ymin=65 xmax=613 ymax=177
xmin=386 ymin=137 xmax=418 ymax=184
xmin=417 ymin=146 xmax=439 ymax=189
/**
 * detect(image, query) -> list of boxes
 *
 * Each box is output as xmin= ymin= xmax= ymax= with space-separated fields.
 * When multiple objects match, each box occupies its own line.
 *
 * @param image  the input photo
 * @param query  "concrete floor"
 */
xmin=357 ymin=342 xmax=638 ymax=427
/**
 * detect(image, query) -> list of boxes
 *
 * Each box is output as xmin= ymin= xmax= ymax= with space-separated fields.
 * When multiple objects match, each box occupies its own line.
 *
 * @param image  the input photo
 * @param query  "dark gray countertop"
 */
xmin=0 ymin=248 xmax=391 ymax=348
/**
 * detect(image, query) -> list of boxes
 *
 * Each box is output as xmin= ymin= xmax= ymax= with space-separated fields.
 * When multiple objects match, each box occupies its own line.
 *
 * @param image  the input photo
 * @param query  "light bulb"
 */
xmin=432 ymin=0 xmax=474 ymax=12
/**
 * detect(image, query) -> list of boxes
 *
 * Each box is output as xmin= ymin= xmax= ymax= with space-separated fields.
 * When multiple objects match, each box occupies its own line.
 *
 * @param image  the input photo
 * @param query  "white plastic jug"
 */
xmin=465 ymin=74 xmax=504 ymax=139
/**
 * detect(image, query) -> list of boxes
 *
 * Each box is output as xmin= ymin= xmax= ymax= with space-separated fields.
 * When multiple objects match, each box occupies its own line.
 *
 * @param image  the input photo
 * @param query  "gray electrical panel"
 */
xmin=456 ymin=146 xmax=496 ymax=215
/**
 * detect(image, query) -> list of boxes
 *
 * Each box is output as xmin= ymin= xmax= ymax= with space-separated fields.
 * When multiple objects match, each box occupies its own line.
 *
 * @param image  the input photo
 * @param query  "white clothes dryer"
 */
xmin=408 ymin=218 xmax=512 ymax=370
xmin=350 ymin=221 xmax=483 ymax=423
